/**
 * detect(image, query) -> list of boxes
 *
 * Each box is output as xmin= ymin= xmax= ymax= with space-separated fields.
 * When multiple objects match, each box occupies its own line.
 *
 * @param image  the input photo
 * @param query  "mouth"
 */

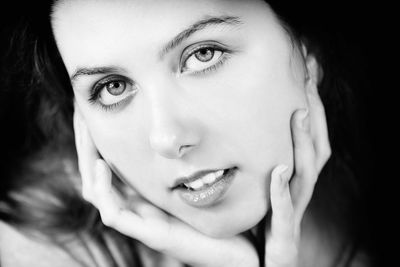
xmin=171 ymin=167 xmax=238 ymax=208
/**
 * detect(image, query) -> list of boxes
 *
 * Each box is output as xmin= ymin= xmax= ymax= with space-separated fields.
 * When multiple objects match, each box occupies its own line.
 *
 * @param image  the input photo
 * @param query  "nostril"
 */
xmin=149 ymin=125 xmax=200 ymax=159
xmin=178 ymin=145 xmax=194 ymax=156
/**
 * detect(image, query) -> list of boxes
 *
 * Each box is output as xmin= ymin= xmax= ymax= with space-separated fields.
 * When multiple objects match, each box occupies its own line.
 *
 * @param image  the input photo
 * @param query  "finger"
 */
xmin=289 ymin=109 xmax=317 ymax=222
xmin=269 ymin=164 xmax=293 ymax=242
xmin=93 ymin=160 xmax=152 ymax=243
xmin=73 ymin=104 xmax=82 ymax=154
xmin=93 ymin=159 xmax=118 ymax=221
xmin=73 ymin=107 xmax=86 ymax=196
xmin=267 ymin=164 xmax=298 ymax=266
xmin=73 ymin=109 xmax=98 ymax=201
xmin=306 ymin=88 xmax=331 ymax=172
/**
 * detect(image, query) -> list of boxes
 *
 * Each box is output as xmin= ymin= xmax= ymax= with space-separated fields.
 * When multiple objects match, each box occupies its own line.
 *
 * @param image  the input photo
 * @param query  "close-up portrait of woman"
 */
xmin=0 ymin=0 xmax=389 ymax=266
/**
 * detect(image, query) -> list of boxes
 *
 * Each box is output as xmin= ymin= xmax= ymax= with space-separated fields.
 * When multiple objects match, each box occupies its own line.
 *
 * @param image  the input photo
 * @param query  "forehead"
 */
xmin=52 ymin=0 xmax=271 ymax=18
xmin=51 ymin=0 xmax=281 ymax=73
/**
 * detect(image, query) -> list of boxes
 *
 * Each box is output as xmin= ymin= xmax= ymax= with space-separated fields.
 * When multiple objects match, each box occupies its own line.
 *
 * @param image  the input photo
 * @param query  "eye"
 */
xmin=180 ymin=43 xmax=231 ymax=75
xmin=105 ymin=81 xmax=126 ymax=96
xmin=89 ymin=75 xmax=137 ymax=110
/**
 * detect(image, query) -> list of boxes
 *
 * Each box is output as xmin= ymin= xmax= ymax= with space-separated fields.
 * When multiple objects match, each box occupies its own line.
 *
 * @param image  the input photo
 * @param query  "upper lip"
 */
xmin=171 ymin=168 xmax=228 ymax=190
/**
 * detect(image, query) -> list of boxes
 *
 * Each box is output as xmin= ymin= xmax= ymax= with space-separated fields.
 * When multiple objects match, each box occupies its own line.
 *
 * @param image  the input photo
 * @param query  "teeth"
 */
xmin=184 ymin=179 xmax=204 ymax=190
xmin=202 ymin=172 xmax=217 ymax=184
xmin=184 ymin=169 xmax=225 ymax=189
xmin=215 ymin=170 xmax=224 ymax=178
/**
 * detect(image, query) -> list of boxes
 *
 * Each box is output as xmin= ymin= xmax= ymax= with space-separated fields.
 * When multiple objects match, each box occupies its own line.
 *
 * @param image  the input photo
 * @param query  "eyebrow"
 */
xmin=70 ymin=15 xmax=243 ymax=82
xmin=158 ymin=15 xmax=243 ymax=59
xmin=70 ymin=66 xmax=129 ymax=83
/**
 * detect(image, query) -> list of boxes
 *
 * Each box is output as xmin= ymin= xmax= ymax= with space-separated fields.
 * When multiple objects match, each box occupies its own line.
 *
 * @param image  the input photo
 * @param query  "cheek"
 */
xmin=202 ymin=53 xmax=304 ymax=210
xmin=82 ymin=112 xmax=161 ymax=192
xmin=210 ymin=58 xmax=301 ymax=172
xmin=78 ymin=94 xmax=149 ymax=167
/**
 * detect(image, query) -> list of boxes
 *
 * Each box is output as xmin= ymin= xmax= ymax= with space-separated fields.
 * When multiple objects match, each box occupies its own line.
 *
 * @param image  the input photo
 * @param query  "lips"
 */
xmin=172 ymin=167 xmax=238 ymax=208
xmin=171 ymin=168 xmax=232 ymax=190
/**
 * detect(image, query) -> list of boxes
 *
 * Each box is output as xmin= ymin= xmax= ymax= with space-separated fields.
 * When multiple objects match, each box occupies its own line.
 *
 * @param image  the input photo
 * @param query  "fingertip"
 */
xmin=294 ymin=108 xmax=309 ymax=131
xmin=269 ymin=165 xmax=295 ymax=242
xmin=272 ymin=164 xmax=289 ymax=180
xmin=270 ymin=164 xmax=289 ymax=193
xmin=291 ymin=108 xmax=313 ymax=153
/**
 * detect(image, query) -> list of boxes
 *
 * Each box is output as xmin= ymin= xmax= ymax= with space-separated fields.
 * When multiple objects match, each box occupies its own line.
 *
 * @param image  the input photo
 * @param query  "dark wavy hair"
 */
xmin=0 ymin=0 xmax=373 ymax=266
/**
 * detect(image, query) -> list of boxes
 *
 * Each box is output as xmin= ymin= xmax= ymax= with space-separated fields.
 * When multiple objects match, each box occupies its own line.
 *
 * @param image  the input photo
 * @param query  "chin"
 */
xmin=193 ymin=208 xmax=267 ymax=239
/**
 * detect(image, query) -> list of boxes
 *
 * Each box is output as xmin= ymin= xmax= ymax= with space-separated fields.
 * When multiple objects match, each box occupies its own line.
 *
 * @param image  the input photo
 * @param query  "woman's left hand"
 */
xmin=264 ymin=86 xmax=331 ymax=266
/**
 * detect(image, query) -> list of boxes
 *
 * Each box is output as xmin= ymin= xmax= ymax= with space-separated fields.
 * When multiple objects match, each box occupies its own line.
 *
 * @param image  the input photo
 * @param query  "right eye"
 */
xmin=89 ymin=75 xmax=137 ymax=110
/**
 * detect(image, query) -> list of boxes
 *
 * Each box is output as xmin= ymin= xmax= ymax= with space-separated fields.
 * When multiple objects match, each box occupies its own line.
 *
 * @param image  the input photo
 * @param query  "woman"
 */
xmin=0 ymin=0 xmax=371 ymax=266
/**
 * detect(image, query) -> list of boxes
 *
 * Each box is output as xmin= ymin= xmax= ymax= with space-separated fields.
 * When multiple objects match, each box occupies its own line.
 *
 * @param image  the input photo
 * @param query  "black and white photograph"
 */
xmin=0 ymin=1 xmax=391 ymax=266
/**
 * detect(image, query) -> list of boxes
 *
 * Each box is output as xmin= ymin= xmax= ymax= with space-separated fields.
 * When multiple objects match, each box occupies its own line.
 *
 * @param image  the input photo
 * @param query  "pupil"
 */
xmin=195 ymin=48 xmax=213 ymax=62
xmin=106 ymin=81 xmax=125 ymax=96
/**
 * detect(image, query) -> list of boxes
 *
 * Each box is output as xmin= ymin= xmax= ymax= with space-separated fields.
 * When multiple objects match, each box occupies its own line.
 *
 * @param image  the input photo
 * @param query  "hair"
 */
xmin=0 ymin=0 xmax=373 ymax=266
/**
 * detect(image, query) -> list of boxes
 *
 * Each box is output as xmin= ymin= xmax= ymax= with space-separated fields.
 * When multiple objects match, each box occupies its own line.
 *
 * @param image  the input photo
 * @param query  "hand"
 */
xmin=73 ymin=82 xmax=330 ymax=267
xmin=264 ymin=88 xmax=331 ymax=266
xmin=73 ymin=109 xmax=259 ymax=267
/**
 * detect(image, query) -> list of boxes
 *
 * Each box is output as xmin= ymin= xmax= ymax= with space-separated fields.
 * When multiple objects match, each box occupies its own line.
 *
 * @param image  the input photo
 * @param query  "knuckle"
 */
xmin=325 ymin=145 xmax=332 ymax=159
xmin=320 ymin=146 xmax=332 ymax=165
xmin=83 ymin=195 xmax=93 ymax=204
xmin=100 ymin=211 xmax=115 ymax=227
xmin=322 ymin=140 xmax=332 ymax=156
xmin=82 ymin=189 xmax=92 ymax=202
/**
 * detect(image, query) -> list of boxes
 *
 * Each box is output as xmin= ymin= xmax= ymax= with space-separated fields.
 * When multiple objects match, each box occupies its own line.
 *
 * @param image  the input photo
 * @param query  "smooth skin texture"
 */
xmin=52 ymin=0 xmax=326 ymax=239
xmin=53 ymin=0 xmax=333 ymax=264
xmin=73 ymin=77 xmax=331 ymax=266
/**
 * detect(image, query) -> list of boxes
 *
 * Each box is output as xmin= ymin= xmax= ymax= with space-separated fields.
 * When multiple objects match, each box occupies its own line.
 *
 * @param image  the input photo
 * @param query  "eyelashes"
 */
xmin=88 ymin=42 xmax=233 ymax=111
xmin=179 ymin=41 xmax=233 ymax=75
xmin=88 ymin=75 xmax=137 ymax=111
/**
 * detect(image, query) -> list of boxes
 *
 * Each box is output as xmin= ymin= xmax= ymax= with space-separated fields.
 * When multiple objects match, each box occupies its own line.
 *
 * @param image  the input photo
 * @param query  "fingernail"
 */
xmin=278 ymin=166 xmax=290 ymax=196
xmin=297 ymin=108 xmax=309 ymax=130
xmin=276 ymin=164 xmax=289 ymax=183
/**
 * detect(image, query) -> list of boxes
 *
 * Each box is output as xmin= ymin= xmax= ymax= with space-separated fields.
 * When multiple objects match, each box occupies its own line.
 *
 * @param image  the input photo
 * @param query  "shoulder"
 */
xmin=0 ymin=220 xmax=84 ymax=267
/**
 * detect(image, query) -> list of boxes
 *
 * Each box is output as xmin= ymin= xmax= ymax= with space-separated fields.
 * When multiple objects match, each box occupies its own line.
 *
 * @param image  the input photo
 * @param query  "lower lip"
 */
xmin=176 ymin=167 xmax=237 ymax=208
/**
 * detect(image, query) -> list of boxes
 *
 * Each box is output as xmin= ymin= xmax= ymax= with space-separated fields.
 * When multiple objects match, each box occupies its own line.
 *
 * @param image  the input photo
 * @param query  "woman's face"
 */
xmin=52 ymin=0 xmax=309 ymax=237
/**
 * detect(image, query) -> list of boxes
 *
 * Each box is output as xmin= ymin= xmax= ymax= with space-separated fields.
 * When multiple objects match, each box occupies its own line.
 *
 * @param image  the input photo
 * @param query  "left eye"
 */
xmin=181 ymin=46 xmax=224 ymax=73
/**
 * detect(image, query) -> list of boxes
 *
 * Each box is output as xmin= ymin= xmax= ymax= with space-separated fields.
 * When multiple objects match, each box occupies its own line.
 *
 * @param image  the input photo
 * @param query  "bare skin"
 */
xmin=73 ymin=76 xmax=332 ymax=266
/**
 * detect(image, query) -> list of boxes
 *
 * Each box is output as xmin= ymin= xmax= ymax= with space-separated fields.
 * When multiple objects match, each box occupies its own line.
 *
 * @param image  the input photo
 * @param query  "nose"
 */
xmin=149 ymin=128 xmax=197 ymax=159
xmin=148 ymin=92 xmax=201 ymax=159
